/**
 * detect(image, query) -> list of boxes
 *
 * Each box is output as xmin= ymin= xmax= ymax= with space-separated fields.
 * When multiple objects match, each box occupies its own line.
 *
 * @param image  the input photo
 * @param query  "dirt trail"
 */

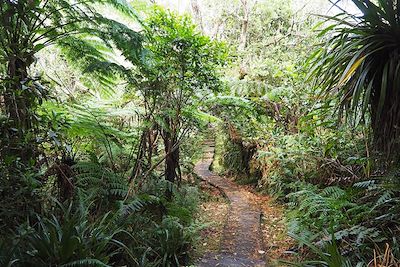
xmin=194 ymin=141 xmax=266 ymax=267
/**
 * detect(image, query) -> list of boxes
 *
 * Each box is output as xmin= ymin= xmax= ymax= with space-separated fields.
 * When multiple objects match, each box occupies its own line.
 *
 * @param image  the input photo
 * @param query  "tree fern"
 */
xmin=67 ymin=103 xmax=138 ymax=167
xmin=0 ymin=0 xmax=142 ymax=161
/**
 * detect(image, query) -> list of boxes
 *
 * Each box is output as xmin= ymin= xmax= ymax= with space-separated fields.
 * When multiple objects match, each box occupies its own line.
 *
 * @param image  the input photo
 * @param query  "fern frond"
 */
xmin=353 ymin=179 xmax=377 ymax=189
xmin=61 ymin=259 xmax=110 ymax=267
xmin=321 ymin=186 xmax=346 ymax=199
xmin=73 ymin=162 xmax=128 ymax=199
xmin=122 ymin=199 xmax=145 ymax=215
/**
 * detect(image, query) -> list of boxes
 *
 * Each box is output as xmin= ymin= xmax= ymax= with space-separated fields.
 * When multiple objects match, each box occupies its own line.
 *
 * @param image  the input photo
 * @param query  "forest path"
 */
xmin=195 ymin=140 xmax=266 ymax=267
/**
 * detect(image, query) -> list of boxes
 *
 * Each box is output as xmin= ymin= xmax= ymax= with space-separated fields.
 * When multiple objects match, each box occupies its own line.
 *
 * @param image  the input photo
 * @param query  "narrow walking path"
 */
xmin=194 ymin=140 xmax=266 ymax=267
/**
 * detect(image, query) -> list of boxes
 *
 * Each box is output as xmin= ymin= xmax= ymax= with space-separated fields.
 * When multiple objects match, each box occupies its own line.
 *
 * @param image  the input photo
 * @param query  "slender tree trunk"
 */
xmin=147 ymin=126 xmax=159 ymax=167
xmin=190 ymin=0 xmax=204 ymax=33
xmin=5 ymin=56 xmax=29 ymax=129
xmin=3 ymin=55 xmax=33 ymax=162
xmin=129 ymin=132 xmax=146 ymax=183
xmin=162 ymin=118 xmax=180 ymax=200
xmin=239 ymin=0 xmax=249 ymax=51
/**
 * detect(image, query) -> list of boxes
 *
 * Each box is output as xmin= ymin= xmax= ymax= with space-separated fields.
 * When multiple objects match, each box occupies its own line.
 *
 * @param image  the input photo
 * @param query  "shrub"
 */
xmin=22 ymin=202 xmax=135 ymax=266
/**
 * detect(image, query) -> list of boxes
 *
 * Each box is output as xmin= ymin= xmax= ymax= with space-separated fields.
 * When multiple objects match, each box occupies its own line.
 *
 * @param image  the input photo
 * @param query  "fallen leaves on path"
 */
xmin=194 ymin=181 xmax=229 ymax=257
xmin=234 ymin=183 xmax=295 ymax=263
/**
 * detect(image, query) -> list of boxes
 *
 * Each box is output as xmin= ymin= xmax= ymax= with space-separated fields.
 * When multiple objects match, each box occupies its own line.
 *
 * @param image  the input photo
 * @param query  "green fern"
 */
xmin=67 ymin=103 xmax=138 ymax=167
xmin=73 ymin=162 xmax=129 ymax=200
xmin=60 ymin=259 xmax=110 ymax=267
xmin=321 ymin=186 xmax=346 ymax=199
xmin=121 ymin=199 xmax=145 ymax=215
xmin=288 ymin=185 xmax=354 ymax=238
xmin=353 ymin=179 xmax=377 ymax=189
xmin=283 ymin=232 xmax=353 ymax=267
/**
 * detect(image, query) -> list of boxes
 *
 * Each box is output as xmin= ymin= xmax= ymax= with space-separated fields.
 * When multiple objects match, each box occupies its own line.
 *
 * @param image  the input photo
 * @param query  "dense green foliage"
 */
xmin=0 ymin=1 xmax=220 ymax=266
xmin=134 ymin=6 xmax=226 ymax=195
xmin=205 ymin=0 xmax=400 ymax=265
xmin=0 ymin=0 xmax=141 ymax=163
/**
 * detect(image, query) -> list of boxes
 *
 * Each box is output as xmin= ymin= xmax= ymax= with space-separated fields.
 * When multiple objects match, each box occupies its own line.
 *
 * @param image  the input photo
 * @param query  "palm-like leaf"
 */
xmin=0 ymin=0 xmax=142 ymax=160
xmin=310 ymin=0 xmax=400 ymax=155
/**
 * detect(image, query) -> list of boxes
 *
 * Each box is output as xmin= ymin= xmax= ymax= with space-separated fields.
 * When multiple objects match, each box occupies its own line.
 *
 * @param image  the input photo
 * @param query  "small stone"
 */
xmin=258 ymin=250 xmax=265 ymax=254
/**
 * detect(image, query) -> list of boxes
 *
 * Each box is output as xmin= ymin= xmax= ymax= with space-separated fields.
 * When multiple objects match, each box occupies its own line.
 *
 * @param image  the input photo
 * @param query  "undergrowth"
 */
xmin=214 ymin=121 xmax=400 ymax=265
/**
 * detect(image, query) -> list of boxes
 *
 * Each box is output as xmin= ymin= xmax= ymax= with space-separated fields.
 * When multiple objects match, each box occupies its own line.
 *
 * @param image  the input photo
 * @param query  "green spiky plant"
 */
xmin=23 ymin=200 xmax=140 ymax=266
xmin=309 ymin=0 xmax=400 ymax=157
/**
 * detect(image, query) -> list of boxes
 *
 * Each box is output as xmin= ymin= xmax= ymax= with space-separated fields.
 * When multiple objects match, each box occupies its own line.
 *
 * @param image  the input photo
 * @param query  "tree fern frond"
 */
xmin=73 ymin=162 xmax=129 ymax=199
xmin=100 ymin=0 xmax=139 ymax=19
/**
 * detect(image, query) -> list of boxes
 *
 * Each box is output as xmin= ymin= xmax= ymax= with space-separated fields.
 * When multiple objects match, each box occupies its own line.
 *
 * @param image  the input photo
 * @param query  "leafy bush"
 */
xmin=165 ymin=186 xmax=199 ymax=226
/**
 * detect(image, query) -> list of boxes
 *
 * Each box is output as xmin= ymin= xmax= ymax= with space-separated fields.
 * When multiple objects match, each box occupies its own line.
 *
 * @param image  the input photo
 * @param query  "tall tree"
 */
xmin=140 ymin=6 xmax=226 ymax=197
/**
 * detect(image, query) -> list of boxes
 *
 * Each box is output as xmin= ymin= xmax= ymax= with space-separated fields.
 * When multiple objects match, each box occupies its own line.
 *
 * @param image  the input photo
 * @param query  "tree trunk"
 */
xmin=5 ymin=56 xmax=30 ymax=129
xmin=370 ymin=77 xmax=400 ymax=157
xmin=2 ymin=55 xmax=34 ymax=162
xmin=162 ymin=119 xmax=180 ymax=200
xmin=238 ymin=0 xmax=249 ymax=51
xmin=227 ymin=123 xmax=256 ymax=175
xmin=190 ymin=0 xmax=204 ymax=33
